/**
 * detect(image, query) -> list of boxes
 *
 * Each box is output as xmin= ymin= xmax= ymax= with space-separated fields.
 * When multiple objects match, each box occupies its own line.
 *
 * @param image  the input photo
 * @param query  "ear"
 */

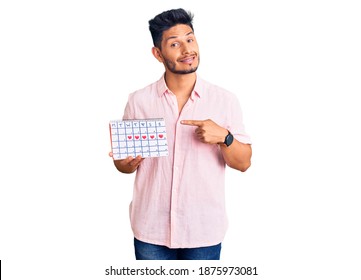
xmin=152 ymin=47 xmax=163 ymax=63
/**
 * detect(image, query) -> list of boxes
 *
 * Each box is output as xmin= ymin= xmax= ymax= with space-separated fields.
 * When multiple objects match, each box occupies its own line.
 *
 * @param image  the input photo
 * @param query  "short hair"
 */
xmin=149 ymin=8 xmax=194 ymax=49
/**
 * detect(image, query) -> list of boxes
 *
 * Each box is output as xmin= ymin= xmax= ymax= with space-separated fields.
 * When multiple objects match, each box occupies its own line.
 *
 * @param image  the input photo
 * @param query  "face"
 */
xmin=153 ymin=24 xmax=200 ymax=75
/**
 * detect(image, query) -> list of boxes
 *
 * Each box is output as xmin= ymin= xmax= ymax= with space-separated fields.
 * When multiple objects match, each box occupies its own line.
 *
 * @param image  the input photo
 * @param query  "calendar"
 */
xmin=109 ymin=118 xmax=169 ymax=160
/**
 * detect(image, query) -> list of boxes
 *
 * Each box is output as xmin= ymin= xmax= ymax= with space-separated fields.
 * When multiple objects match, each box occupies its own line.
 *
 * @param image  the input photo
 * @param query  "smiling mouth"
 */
xmin=179 ymin=55 xmax=196 ymax=64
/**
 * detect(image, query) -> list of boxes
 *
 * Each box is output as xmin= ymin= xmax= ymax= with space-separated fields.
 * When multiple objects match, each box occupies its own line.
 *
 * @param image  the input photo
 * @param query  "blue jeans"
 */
xmin=134 ymin=238 xmax=221 ymax=260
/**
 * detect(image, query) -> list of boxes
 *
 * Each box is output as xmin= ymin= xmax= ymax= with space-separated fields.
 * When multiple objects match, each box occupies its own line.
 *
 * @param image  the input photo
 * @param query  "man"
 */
xmin=110 ymin=8 xmax=252 ymax=260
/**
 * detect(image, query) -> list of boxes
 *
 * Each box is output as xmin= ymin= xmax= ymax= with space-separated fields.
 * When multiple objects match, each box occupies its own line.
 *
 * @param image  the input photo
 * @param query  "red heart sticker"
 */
xmin=142 ymin=135 xmax=147 ymax=139
xmin=159 ymin=134 xmax=164 ymax=138
xmin=135 ymin=135 xmax=139 ymax=140
xmin=150 ymin=135 xmax=155 ymax=139
xmin=127 ymin=136 xmax=132 ymax=140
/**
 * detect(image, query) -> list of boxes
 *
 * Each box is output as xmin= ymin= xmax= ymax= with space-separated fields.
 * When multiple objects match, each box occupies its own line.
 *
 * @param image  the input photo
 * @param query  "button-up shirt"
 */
xmin=122 ymin=74 xmax=251 ymax=248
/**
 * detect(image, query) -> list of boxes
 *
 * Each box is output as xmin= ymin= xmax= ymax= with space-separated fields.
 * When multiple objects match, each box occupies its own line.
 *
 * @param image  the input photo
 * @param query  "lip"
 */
xmin=179 ymin=55 xmax=196 ymax=64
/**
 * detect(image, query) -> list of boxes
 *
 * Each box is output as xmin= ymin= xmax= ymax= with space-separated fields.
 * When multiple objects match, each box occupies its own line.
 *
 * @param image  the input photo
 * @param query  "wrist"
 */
xmin=217 ymin=128 xmax=229 ymax=145
xmin=221 ymin=129 xmax=228 ymax=143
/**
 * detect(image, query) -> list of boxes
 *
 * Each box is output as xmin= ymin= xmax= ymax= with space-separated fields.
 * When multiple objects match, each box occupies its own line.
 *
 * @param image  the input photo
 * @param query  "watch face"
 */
xmin=225 ymin=132 xmax=234 ymax=147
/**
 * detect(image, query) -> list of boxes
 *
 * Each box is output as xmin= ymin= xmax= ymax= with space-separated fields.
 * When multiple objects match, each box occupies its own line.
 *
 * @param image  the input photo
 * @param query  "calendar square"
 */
xmin=109 ymin=118 xmax=169 ymax=160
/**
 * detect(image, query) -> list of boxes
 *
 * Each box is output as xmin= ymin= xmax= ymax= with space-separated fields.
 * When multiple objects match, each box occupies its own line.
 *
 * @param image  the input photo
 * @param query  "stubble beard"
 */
xmin=164 ymin=56 xmax=200 ymax=75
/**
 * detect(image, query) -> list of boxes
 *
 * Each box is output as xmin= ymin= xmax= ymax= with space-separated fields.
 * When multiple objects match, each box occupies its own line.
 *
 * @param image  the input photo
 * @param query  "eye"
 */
xmin=187 ymin=38 xmax=194 ymax=43
xmin=170 ymin=42 xmax=180 ymax=48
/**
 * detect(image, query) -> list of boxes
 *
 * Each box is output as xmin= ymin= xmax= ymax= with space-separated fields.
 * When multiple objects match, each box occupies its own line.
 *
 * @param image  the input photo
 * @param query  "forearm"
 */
xmin=220 ymin=140 xmax=252 ymax=172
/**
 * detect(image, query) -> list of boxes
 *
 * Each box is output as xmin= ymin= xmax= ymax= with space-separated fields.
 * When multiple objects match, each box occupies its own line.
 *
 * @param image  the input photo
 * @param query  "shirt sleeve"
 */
xmin=122 ymin=93 xmax=135 ymax=120
xmin=228 ymin=94 xmax=252 ymax=144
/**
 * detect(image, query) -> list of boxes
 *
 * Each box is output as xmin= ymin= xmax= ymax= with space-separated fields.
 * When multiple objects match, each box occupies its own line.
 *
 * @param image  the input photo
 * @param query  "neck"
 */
xmin=164 ymin=71 xmax=196 ymax=97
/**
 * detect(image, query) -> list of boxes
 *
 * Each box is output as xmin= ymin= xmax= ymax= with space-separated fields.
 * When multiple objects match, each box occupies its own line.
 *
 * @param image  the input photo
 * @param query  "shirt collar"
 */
xmin=156 ymin=73 xmax=203 ymax=99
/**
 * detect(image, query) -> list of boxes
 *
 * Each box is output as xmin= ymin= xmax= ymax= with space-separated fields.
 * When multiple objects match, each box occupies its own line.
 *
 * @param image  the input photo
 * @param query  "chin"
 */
xmin=171 ymin=63 xmax=199 ymax=75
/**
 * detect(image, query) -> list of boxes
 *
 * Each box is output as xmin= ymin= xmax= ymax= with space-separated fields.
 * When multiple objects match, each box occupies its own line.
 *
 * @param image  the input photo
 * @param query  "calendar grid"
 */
xmin=156 ymin=123 xmax=160 ymax=156
xmin=109 ymin=118 xmax=169 ymax=160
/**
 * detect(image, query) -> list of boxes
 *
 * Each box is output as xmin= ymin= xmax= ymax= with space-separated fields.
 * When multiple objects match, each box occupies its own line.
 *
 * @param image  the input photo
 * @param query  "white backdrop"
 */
xmin=1 ymin=0 xmax=360 ymax=279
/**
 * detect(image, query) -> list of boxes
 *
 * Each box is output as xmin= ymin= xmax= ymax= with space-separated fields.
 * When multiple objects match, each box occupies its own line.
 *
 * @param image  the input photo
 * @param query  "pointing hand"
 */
xmin=181 ymin=119 xmax=228 ymax=144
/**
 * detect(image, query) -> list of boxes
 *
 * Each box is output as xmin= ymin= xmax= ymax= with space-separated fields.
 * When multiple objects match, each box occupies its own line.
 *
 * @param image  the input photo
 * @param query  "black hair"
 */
xmin=148 ymin=8 xmax=194 ymax=49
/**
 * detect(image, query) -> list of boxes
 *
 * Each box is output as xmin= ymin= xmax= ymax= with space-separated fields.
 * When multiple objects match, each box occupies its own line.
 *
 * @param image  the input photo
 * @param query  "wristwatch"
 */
xmin=224 ymin=130 xmax=234 ymax=147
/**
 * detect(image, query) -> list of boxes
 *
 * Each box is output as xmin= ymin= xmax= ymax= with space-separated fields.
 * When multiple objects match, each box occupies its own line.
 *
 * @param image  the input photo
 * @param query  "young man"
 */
xmin=111 ymin=8 xmax=252 ymax=260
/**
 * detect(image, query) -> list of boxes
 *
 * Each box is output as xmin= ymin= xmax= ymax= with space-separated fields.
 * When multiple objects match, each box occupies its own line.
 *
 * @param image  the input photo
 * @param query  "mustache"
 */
xmin=178 ymin=52 xmax=198 ymax=60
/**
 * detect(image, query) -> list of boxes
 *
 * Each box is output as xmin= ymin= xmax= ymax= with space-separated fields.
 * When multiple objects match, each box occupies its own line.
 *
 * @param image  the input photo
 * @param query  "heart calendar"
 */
xmin=109 ymin=118 xmax=169 ymax=160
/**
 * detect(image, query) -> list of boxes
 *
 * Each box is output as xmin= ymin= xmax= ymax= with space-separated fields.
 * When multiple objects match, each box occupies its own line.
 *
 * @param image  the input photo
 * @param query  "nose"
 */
xmin=181 ymin=44 xmax=191 ymax=54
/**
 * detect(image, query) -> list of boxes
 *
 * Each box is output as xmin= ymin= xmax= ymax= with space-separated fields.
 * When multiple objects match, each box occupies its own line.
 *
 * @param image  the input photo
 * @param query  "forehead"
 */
xmin=162 ymin=24 xmax=194 ymax=41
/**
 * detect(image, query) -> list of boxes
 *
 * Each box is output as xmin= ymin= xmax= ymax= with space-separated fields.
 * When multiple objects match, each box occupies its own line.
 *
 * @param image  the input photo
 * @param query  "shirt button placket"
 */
xmin=170 ymin=118 xmax=183 ymax=247
xmin=170 ymin=167 xmax=178 ymax=247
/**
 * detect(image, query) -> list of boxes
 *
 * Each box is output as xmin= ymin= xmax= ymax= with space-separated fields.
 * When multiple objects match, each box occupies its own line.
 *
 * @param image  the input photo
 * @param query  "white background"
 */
xmin=1 ymin=0 xmax=360 ymax=279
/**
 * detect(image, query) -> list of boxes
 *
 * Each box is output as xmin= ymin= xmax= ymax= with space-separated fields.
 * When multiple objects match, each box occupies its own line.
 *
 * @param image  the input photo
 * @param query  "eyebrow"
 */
xmin=165 ymin=31 xmax=194 ymax=42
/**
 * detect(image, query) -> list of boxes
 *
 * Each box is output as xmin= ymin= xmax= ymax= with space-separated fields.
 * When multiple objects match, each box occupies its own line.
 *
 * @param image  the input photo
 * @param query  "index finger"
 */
xmin=180 ymin=120 xmax=204 ymax=126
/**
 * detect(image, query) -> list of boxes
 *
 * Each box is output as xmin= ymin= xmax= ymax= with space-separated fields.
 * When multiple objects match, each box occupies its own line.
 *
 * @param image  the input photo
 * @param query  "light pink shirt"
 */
xmin=123 ymin=75 xmax=251 ymax=248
